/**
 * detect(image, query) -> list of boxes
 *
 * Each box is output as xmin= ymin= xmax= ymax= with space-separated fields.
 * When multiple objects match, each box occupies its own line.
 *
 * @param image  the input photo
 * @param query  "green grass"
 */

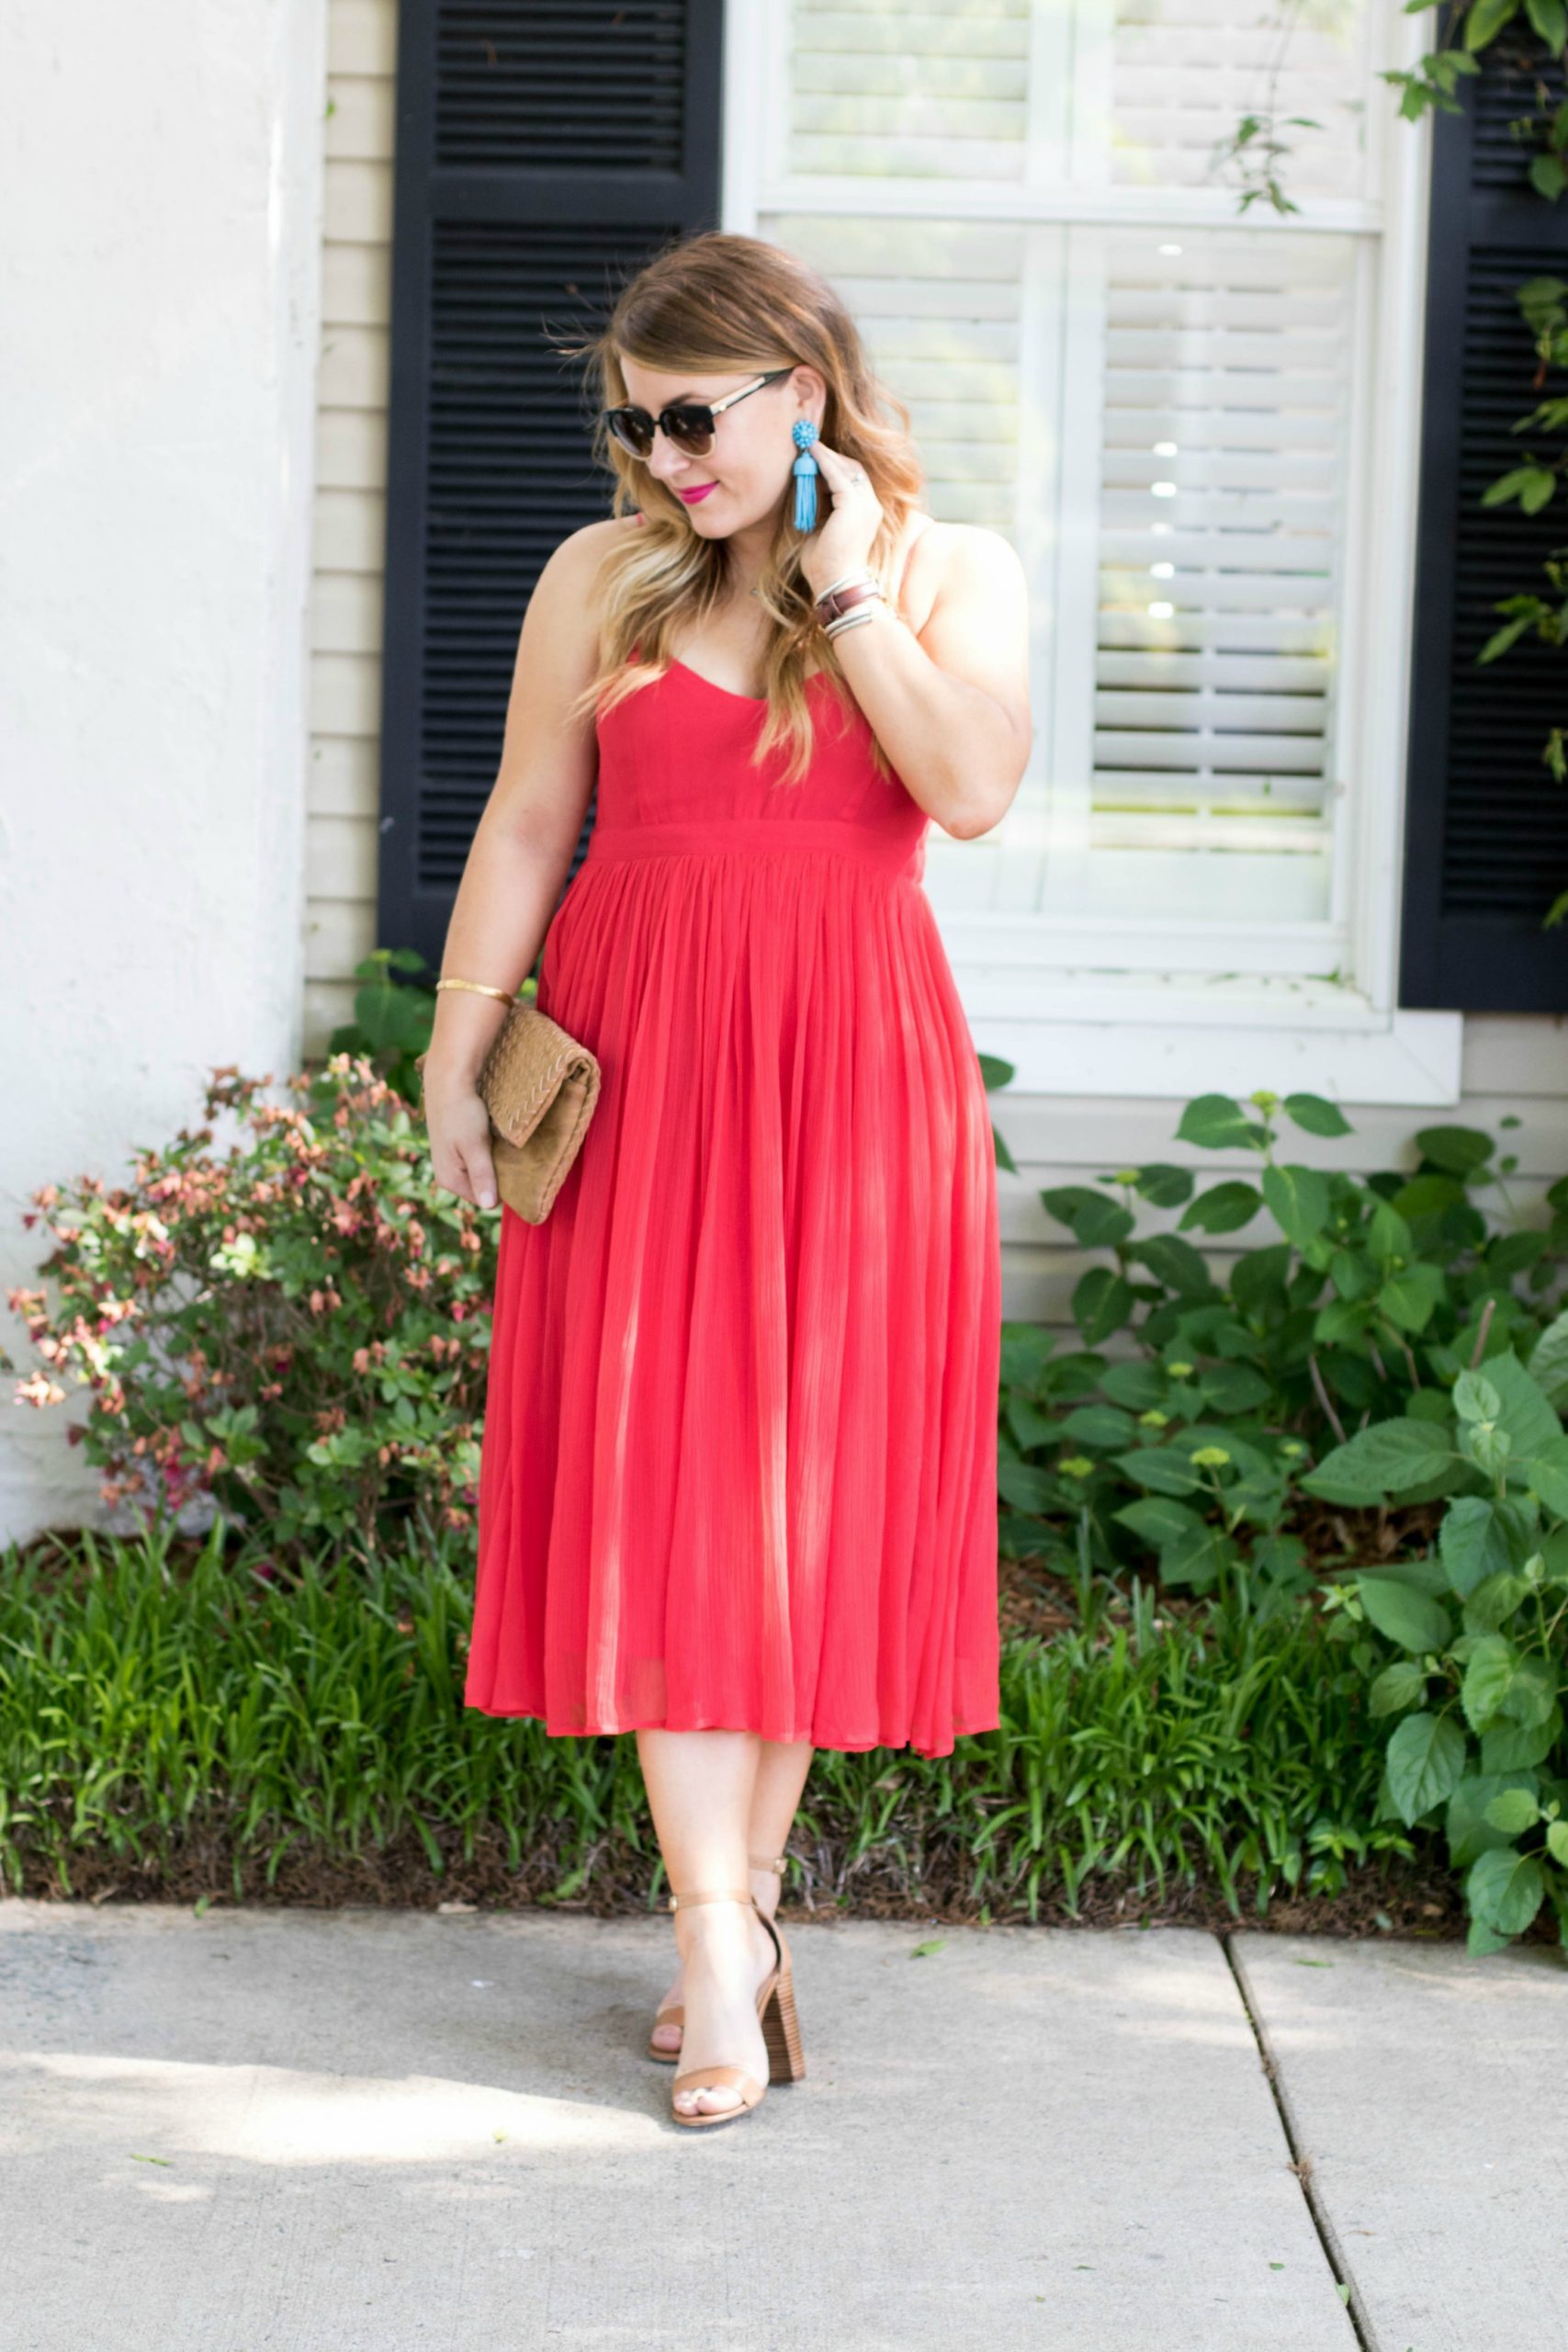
xmin=0 ymin=1517 xmax=1413 ymax=1922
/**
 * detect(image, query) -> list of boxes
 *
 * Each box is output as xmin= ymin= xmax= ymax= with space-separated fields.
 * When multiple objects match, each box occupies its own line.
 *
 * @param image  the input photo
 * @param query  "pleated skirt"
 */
xmin=464 ymin=831 xmax=1002 ymax=1759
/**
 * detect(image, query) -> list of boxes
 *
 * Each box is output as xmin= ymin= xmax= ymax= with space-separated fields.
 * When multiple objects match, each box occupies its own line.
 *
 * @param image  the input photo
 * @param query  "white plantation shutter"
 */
xmin=753 ymin=0 xmax=1383 ymax=977
xmin=1077 ymin=227 xmax=1351 ymax=912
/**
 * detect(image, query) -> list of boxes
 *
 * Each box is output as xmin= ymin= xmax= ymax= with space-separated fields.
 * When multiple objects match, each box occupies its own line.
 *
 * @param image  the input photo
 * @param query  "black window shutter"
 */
xmin=378 ymin=0 xmax=725 ymax=978
xmin=1400 ymin=43 xmax=1568 ymax=1012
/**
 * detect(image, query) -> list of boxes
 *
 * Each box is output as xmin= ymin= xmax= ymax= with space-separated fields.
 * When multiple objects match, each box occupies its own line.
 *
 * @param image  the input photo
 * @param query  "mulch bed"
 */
xmin=8 ymin=1816 xmax=1506 ymax=1945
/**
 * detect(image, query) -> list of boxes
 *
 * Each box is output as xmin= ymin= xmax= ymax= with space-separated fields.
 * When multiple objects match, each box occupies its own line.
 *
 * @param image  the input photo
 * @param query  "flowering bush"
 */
xmin=8 ymin=1055 xmax=493 ymax=1547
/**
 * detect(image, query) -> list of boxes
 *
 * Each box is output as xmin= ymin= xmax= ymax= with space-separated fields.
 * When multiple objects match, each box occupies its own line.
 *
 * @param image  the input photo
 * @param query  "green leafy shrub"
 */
xmin=6 ymin=1056 xmax=492 ymax=1547
xmin=1305 ymin=1339 xmax=1568 ymax=1952
xmin=996 ymin=1085 xmax=1568 ymax=1947
xmin=1001 ymin=1089 xmax=1568 ymax=1601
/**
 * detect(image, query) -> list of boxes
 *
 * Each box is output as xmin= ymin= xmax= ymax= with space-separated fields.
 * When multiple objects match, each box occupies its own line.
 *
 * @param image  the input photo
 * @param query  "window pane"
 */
xmin=1109 ymin=0 xmax=1371 ymax=201
xmin=787 ymin=1 xmax=1034 ymax=182
xmin=783 ymin=0 xmax=1371 ymax=198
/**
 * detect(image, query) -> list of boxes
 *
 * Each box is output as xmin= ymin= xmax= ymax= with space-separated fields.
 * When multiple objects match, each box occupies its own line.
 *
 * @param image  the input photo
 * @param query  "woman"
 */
xmin=421 ymin=231 xmax=1031 ymax=2129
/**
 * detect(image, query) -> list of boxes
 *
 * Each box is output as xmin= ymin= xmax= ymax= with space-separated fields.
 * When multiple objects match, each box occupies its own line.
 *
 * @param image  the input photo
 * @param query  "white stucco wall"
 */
xmin=0 ymin=1 xmax=329 ymax=1543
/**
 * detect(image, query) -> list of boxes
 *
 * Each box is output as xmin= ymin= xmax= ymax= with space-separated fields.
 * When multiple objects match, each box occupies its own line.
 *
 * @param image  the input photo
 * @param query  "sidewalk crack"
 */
xmin=1220 ymin=1930 xmax=1374 ymax=2352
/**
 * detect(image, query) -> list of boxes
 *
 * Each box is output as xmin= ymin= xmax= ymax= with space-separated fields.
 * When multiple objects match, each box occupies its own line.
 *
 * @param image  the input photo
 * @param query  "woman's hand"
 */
xmin=798 ymin=439 xmax=886 ymax=599
xmin=421 ymin=1059 xmax=500 ymax=1212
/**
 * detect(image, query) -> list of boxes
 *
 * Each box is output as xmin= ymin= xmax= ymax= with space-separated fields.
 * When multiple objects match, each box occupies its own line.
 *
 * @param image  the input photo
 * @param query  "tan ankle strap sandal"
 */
xmin=662 ymin=1886 xmax=805 ymax=2130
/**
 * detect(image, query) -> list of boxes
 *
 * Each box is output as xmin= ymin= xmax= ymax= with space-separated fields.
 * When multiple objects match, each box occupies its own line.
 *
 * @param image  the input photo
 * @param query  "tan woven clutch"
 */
xmin=417 ymin=1001 xmax=601 ymax=1224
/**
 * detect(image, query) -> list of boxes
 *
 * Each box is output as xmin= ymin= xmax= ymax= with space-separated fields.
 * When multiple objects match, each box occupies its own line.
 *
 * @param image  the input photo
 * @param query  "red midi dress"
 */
xmin=464 ymin=646 xmax=1002 ymax=1759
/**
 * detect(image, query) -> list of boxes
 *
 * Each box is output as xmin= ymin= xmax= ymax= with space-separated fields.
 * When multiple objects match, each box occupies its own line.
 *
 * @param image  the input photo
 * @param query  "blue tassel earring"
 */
xmin=791 ymin=419 xmax=820 ymax=530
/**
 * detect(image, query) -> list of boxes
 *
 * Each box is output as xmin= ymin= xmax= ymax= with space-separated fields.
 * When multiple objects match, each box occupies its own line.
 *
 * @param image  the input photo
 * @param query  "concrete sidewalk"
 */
xmin=0 ymin=1901 xmax=1561 ymax=2351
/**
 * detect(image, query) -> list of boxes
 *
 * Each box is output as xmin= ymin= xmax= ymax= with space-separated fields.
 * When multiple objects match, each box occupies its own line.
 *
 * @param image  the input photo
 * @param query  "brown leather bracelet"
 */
xmin=814 ymin=576 xmax=886 ymax=624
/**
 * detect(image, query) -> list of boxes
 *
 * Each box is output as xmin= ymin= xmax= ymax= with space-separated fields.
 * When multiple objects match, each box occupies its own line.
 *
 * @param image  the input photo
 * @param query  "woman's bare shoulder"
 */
xmin=902 ymin=519 xmax=1023 ymax=629
xmin=906 ymin=518 xmax=1017 ymax=582
xmin=525 ymin=516 xmax=641 ymax=672
xmin=897 ymin=514 xmax=956 ymax=630
xmin=543 ymin=513 xmax=640 ymax=591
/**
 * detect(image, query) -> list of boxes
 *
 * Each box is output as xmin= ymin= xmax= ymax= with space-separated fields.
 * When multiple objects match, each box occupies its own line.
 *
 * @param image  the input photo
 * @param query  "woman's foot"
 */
xmin=669 ymin=1892 xmax=778 ymax=2120
xmin=651 ymin=1860 xmax=781 ymax=2060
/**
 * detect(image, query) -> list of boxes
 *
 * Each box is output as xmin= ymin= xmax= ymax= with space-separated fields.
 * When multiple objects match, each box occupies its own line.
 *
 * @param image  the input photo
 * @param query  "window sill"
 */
xmin=959 ymin=975 xmax=1462 ymax=1105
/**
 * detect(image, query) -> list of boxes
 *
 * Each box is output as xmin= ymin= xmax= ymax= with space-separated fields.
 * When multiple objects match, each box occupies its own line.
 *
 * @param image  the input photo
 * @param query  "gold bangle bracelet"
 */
xmin=435 ymin=976 xmax=515 ymax=1002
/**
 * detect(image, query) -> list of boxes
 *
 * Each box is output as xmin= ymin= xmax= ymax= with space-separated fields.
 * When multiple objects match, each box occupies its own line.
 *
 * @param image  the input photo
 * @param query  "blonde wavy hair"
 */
xmin=555 ymin=230 xmax=926 ymax=786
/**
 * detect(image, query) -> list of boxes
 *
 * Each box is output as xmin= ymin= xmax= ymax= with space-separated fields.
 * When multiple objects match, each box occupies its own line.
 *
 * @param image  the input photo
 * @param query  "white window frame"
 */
xmin=722 ymin=0 xmax=1462 ymax=1105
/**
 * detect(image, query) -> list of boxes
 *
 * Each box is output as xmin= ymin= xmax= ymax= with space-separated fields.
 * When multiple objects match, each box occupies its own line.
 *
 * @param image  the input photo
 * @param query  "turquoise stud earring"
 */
xmin=791 ymin=419 xmax=820 ymax=530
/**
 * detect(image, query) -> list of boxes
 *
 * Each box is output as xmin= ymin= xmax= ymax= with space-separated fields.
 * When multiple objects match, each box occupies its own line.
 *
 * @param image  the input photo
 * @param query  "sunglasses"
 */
xmin=602 ymin=368 xmax=796 ymax=460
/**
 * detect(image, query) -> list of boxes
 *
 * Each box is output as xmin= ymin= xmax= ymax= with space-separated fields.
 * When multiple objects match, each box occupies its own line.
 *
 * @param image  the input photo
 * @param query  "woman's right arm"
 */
xmin=421 ymin=518 xmax=620 ymax=1211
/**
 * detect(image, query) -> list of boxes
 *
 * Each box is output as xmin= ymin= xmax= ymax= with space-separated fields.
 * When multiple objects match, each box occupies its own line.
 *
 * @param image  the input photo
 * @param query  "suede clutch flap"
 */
xmin=418 ymin=1001 xmax=601 ymax=1224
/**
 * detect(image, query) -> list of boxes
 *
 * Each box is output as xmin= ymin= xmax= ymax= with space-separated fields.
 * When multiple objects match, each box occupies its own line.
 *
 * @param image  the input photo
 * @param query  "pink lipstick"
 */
xmin=677 ymin=483 xmax=716 ymax=504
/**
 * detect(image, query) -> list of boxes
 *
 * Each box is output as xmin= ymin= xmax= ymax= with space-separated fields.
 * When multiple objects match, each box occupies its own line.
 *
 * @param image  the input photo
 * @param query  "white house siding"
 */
xmin=998 ymin=1016 xmax=1568 ymax=1328
xmin=305 ymin=0 xmax=397 ymax=1050
xmin=299 ymin=0 xmax=1568 ymax=1328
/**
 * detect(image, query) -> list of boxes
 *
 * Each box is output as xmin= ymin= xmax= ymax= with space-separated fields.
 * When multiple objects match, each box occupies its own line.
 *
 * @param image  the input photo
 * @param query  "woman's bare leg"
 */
xmin=648 ymin=1736 xmax=813 ymax=2061
xmin=637 ymin=1727 xmax=778 ymax=2117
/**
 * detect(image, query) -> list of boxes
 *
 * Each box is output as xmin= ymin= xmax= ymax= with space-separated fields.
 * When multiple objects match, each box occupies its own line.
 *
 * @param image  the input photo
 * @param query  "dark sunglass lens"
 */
xmin=666 ymin=408 xmax=715 ymax=456
xmin=608 ymin=409 xmax=653 ymax=457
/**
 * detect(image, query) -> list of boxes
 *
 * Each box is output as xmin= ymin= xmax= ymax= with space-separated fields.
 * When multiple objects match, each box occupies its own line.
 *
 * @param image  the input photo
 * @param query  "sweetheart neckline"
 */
xmin=669 ymin=656 xmax=830 ymax=707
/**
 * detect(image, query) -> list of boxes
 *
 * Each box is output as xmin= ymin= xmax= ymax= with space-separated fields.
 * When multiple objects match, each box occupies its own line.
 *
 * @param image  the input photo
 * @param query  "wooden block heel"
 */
xmin=760 ymin=1965 xmax=807 ymax=2083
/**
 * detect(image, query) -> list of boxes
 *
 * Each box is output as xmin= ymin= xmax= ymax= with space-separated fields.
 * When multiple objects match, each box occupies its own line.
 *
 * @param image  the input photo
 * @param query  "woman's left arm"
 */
xmin=802 ymin=444 xmax=1033 ymax=840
